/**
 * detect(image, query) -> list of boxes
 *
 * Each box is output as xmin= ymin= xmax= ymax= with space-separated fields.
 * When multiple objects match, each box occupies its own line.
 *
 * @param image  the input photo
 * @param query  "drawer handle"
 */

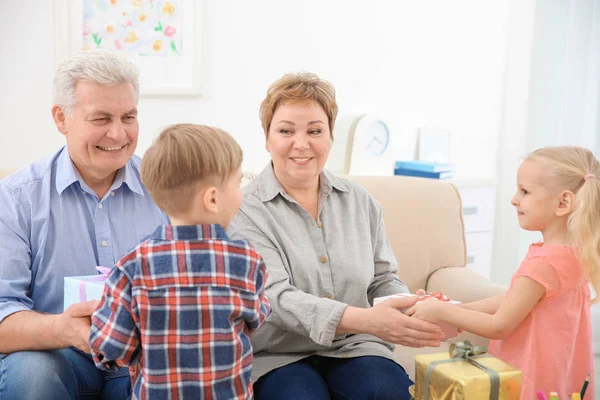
xmin=467 ymin=255 xmax=476 ymax=264
xmin=463 ymin=206 xmax=479 ymax=215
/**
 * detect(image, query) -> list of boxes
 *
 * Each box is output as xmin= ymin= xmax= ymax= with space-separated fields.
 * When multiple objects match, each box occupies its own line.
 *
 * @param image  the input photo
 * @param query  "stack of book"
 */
xmin=394 ymin=160 xmax=455 ymax=179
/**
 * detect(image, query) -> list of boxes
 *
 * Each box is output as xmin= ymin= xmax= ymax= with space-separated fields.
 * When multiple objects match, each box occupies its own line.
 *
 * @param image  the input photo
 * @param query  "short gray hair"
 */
xmin=53 ymin=49 xmax=140 ymax=114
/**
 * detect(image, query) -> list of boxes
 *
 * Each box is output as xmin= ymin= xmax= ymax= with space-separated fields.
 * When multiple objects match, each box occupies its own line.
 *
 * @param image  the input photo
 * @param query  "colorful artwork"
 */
xmin=82 ymin=0 xmax=183 ymax=56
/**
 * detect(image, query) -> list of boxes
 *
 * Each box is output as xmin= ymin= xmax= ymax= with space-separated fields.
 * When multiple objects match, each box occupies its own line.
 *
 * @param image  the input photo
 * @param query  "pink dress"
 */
xmin=488 ymin=243 xmax=595 ymax=399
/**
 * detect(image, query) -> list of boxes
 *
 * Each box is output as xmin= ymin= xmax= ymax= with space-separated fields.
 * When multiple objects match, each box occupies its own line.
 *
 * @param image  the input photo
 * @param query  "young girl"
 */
xmin=409 ymin=146 xmax=598 ymax=399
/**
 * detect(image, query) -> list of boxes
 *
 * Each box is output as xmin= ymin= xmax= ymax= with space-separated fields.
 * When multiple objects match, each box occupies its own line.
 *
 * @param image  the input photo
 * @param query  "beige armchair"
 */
xmin=347 ymin=175 xmax=506 ymax=378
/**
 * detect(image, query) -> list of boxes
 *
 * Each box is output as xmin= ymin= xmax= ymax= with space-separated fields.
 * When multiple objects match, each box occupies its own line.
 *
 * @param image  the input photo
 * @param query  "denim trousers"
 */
xmin=0 ymin=347 xmax=131 ymax=400
xmin=253 ymin=355 xmax=414 ymax=400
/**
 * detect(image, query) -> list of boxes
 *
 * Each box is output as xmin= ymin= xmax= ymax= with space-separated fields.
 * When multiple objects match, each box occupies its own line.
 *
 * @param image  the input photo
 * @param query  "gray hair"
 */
xmin=53 ymin=49 xmax=140 ymax=114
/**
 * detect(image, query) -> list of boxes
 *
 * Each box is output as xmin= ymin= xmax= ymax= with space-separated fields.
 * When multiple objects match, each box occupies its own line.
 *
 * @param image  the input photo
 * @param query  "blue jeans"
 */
xmin=0 ymin=347 xmax=132 ymax=400
xmin=253 ymin=355 xmax=413 ymax=400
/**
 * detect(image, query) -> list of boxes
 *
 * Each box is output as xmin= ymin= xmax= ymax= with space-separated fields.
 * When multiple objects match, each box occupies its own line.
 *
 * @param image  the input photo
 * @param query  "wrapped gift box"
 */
xmin=413 ymin=342 xmax=522 ymax=400
xmin=64 ymin=274 xmax=107 ymax=311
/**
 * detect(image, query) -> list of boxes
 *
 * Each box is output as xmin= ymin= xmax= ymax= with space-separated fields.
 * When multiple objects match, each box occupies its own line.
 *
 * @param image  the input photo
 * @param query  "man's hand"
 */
xmin=56 ymin=300 xmax=99 ymax=353
xmin=366 ymin=297 xmax=445 ymax=348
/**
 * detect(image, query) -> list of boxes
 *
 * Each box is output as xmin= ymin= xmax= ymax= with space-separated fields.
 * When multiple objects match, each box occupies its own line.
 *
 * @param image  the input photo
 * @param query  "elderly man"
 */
xmin=0 ymin=49 xmax=168 ymax=399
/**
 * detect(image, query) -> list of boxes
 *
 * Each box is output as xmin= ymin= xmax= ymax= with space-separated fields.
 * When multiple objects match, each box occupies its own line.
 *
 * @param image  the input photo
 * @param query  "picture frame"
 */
xmin=416 ymin=127 xmax=451 ymax=164
xmin=54 ymin=0 xmax=202 ymax=97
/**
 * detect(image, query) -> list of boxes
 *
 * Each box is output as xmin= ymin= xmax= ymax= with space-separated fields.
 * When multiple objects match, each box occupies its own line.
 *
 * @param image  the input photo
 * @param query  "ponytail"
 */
xmin=570 ymin=175 xmax=600 ymax=303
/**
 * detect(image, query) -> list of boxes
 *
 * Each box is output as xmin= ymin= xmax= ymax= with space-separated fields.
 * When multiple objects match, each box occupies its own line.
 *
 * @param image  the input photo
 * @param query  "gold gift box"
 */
xmin=413 ymin=351 xmax=522 ymax=400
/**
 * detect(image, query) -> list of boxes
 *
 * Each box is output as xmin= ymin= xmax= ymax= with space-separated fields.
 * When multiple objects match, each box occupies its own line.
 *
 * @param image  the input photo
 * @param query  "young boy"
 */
xmin=90 ymin=124 xmax=271 ymax=400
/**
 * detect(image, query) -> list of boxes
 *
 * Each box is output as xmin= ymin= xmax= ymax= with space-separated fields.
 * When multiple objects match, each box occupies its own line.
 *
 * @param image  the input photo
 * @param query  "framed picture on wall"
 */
xmin=54 ymin=0 xmax=202 ymax=97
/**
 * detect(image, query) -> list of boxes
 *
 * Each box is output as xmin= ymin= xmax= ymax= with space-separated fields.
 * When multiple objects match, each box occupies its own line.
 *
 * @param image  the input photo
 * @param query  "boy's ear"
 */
xmin=556 ymin=190 xmax=575 ymax=217
xmin=203 ymin=186 xmax=219 ymax=214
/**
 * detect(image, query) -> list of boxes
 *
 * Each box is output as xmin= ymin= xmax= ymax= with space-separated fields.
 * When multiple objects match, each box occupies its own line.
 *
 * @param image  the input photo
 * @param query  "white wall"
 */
xmin=0 ymin=2 xmax=58 ymax=161
xmin=0 ymin=0 xmax=509 ymax=181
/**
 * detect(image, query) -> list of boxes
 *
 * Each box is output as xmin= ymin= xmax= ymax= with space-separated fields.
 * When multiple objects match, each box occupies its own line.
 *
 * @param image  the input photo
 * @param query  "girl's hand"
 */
xmin=405 ymin=298 xmax=445 ymax=324
xmin=367 ymin=297 xmax=445 ymax=347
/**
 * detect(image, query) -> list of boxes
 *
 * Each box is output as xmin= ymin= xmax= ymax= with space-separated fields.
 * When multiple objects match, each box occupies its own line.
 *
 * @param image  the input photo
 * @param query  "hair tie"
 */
xmin=584 ymin=173 xmax=596 ymax=181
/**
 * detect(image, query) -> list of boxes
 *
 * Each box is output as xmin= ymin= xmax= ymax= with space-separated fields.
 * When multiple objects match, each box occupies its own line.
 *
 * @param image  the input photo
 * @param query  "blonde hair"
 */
xmin=259 ymin=72 xmax=338 ymax=138
xmin=526 ymin=146 xmax=600 ymax=302
xmin=141 ymin=124 xmax=243 ymax=216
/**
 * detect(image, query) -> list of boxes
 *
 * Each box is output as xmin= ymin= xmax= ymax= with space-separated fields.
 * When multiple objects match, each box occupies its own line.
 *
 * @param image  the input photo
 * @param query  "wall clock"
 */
xmin=328 ymin=114 xmax=395 ymax=176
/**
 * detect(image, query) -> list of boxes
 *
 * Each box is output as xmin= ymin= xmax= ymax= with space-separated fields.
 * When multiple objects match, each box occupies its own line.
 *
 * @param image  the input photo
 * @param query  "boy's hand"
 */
xmin=405 ymin=298 xmax=444 ymax=324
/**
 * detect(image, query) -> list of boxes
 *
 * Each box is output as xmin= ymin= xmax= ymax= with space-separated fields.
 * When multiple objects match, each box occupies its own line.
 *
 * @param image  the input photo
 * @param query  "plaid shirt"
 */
xmin=90 ymin=224 xmax=270 ymax=400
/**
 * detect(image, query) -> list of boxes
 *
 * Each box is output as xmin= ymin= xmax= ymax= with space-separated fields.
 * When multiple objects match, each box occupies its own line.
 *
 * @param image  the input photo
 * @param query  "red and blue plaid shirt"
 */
xmin=90 ymin=224 xmax=270 ymax=400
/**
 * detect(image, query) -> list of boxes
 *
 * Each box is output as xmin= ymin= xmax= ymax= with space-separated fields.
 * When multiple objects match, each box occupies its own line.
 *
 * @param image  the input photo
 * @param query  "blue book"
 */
xmin=394 ymin=160 xmax=455 ymax=173
xmin=394 ymin=167 xmax=453 ymax=180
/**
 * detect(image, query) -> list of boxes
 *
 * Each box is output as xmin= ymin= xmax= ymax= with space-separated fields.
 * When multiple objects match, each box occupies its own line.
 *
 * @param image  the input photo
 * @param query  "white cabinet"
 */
xmin=464 ymin=232 xmax=494 ymax=278
xmin=452 ymin=180 xmax=497 ymax=279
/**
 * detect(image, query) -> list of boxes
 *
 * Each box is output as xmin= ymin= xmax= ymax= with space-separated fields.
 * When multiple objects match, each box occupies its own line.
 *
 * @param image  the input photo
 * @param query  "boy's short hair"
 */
xmin=141 ymin=124 xmax=243 ymax=215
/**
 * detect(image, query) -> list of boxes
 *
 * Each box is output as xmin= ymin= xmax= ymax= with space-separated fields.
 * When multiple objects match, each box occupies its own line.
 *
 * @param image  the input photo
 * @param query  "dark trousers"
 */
xmin=254 ymin=355 xmax=413 ymax=400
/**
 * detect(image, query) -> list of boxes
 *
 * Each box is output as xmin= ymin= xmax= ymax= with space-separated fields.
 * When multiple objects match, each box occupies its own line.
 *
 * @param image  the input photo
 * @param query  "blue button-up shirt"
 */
xmin=0 ymin=146 xmax=169 ymax=326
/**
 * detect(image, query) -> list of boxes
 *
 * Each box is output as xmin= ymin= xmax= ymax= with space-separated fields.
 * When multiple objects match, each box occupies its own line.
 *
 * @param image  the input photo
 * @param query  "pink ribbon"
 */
xmin=78 ymin=266 xmax=111 ymax=302
xmin=95 ymin=266 xmax=111 ymax=276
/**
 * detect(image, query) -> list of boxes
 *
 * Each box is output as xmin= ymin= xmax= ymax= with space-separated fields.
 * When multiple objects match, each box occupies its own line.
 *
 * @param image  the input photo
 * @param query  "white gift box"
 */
xmin=63 ymin=275 xmax=107 ymax=311
xmin=373 ymin=293 xmax=460 ymax=339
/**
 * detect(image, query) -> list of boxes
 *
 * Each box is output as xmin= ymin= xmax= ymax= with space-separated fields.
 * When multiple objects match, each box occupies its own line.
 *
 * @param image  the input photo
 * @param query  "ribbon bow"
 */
xmin=423 ymin=341 xmax=500 ymax=400
xmin=95 ymin=266 xmax=111 ymax=276
xmin=449 ymin=340 xmax=487 ymax=359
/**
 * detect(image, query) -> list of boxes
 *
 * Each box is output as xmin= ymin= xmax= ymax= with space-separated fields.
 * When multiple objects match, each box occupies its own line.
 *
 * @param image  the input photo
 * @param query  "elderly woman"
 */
xmin=228 ymin=73 xmax=444 ymax=400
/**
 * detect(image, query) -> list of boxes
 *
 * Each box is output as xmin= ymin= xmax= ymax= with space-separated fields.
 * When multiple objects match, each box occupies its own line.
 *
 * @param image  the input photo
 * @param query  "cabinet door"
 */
xmin=457 ymin=186 xmax=496 ymax=233
xmin=465 ymin=232 xmax=493 ymax=279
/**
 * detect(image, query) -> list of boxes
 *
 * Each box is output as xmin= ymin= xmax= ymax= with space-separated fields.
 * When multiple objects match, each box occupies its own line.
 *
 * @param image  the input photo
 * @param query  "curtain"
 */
xmin=526 ymin=0 xmax=600 ymax=153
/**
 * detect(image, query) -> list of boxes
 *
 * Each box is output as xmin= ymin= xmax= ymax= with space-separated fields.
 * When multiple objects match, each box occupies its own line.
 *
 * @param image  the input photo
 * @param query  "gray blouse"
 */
xmin=227 ymin=163 xmax=409 ymax=380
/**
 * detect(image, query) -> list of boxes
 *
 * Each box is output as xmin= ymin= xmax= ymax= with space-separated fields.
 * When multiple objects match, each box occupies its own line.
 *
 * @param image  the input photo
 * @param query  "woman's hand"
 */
xmin=367 ymin=297 xmax=445 ymax=348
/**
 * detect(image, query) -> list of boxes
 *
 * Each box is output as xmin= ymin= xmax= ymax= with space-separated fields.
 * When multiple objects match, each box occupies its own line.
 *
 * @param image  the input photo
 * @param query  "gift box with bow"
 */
xmin=63 ymin=266 xmax=111 ymax=311
xmin=412 ymin=341 xmax=522 ymax=400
